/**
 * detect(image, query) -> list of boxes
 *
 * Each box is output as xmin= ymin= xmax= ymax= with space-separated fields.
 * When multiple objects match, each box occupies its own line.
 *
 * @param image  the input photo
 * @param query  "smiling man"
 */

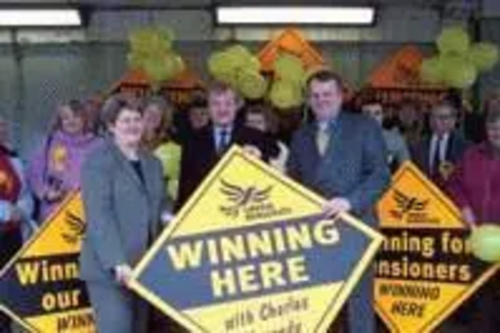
xmin=177 ymin=83 xmax=278 ymax=210
xmin=287 ymin=69 xmax=390 ymax=333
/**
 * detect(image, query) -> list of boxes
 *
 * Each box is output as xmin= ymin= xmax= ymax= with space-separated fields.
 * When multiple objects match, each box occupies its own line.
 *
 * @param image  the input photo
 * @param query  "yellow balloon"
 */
xmin=468 ymin=42 xmax=499 ymax=72
xmin=275 ymin=53 xmax=305 ymax=83
xmin=270 ymin=80 xmax=303 ymax=109
xmin=470 ymin=224 xmax=500 ymax=262
xmin=237 ymin=69 xmax=268 ymax=100
xmin=437 ymin=26 xmax=470 ymax=54
xmin=420 ymin=57 xmax=445 ymax=84
xmin=442 ymin=55 xmax=477 ymax=89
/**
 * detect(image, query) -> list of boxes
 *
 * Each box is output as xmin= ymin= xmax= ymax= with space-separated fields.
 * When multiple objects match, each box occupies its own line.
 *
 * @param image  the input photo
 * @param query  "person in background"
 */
xmin=362 ymin=100 xmax=410 ymax=172
xmin=411 ymin=100 xmax=469 ymax=185
xmin=187 ymin=95 xmax=210 ymax=132
xmin=244 ymin=103 xmax=289 ymax=173
xmin=79 ymin=96 xmax=170 ymax=333
xmin=287 ymin=70 xmax=390 ymax=333
xmin=142 ymin=96 xmax=173 ymax=151
xmin=27 ymin=100 xmax=100 ymax=221
xmin=177 ymin=83 xmax=278 ymax=210
xmin=446 ymin=106 xmax=500 ymax=333
xmin=397 ymin=98 xmax=424 ymax=147
xmin=142 ymin=96 xmax=182 ymax=205
xmin=0 ymin=116 xmax=34 ymax=333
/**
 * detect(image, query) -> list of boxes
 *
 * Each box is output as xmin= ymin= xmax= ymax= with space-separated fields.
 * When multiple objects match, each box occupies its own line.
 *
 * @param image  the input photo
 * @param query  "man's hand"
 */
xmin=323 ymin=197 xmax=352 ymax=217
xmin=242 ymin=145 xmax=262 ymax=159
xmin=114 ymin=264 xmax=133 ymax=287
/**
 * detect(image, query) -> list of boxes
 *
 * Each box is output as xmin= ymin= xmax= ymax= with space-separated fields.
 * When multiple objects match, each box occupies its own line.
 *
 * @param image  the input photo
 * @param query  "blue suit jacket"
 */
xmin=287 ymin=112 xmax=390 ymax=226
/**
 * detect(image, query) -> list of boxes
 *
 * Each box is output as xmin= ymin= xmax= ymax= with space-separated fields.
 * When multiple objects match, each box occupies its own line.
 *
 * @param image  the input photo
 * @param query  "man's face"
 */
xmin=430 ymin=105 xmax=457 ymax=136
xmin=189 ymin=107 xmax=209 ymax=130
xmin=308 ymin=79 xmax=343 ymax=121
xmin=362 ymin=103 xmax=384 ymax=125
xmin=208 ymin=90 xmax=239 ymax=127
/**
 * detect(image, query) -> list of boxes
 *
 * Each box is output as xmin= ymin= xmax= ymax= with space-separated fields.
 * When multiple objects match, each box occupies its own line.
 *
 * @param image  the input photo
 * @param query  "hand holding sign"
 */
xmin=323 ymin=197 xmax=352 ymax=217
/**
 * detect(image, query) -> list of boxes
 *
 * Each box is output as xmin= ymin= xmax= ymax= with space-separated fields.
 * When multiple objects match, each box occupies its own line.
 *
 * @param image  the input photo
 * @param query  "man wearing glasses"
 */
xmin=411 ymin=101 xmax=469 ymax=184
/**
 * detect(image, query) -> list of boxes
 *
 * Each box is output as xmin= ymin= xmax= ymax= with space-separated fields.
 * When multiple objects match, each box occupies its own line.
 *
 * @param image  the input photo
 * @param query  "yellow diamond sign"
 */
xmin=0 ymin=192 xmax=95 ymax=332
xmin=375 ymin=162 xmax=498 ymax=333
xmin=130 ymin=146 xmax=383 ymax=332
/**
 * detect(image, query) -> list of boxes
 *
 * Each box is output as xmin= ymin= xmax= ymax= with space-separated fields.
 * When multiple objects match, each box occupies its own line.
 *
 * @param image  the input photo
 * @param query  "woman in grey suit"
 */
xmin=79 ymin=97 xmax=169 ymax=333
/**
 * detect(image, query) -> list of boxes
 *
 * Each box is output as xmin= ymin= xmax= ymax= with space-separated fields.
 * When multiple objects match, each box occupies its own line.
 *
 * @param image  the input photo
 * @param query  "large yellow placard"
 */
xmin=375 ymin=162 xmax=498 ymax=333
xmin=130 ymin=146 xmax=383 ymax=333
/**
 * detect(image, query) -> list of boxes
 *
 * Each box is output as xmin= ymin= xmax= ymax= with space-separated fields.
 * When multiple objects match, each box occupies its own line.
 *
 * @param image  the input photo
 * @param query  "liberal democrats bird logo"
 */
xmin=219 ymin=179 xmax=273 ymax=218
xmin=61 ymin=211 xmax=86 ymax=245
xmin=390 ymin=189 xmax=429 ymax=222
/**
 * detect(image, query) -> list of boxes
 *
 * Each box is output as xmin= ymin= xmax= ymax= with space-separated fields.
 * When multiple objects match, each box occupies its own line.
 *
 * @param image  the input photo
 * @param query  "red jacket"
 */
xmin=447 ymin=143 xmax=500 ymax=223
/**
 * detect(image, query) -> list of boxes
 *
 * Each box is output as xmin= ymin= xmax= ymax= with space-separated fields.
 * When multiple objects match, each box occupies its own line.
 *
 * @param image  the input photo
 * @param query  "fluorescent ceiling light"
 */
xmin=216 ymin=6 xmax=375 ymax=25
xmin=0 ymin=9 xmax=82 ymax=27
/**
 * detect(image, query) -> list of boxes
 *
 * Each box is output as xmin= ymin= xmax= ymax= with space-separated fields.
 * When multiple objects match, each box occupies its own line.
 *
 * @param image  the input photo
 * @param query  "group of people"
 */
xmin=0 ymin=68 xmax=499 ymax=333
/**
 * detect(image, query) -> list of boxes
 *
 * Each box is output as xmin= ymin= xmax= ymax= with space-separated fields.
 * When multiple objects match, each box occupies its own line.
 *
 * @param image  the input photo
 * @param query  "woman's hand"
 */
xmin=114 ymin=264 xmax=134 ymax=287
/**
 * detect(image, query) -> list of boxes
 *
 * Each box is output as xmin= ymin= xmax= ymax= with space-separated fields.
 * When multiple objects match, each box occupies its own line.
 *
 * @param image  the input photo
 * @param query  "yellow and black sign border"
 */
xmin=130 ymin=146 xmax=384 ymax=333
xmin=375 ymin=161 xmax=500 ymax=332
xmin=0 ymin=192 xmax=86 ymax=333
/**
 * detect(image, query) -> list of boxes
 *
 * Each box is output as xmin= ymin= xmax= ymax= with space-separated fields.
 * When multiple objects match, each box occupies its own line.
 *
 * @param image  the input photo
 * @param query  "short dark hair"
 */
xmin=431 ymin=100 xmax=457 ymax=117
xmin=101 ymin=95 xmax=144 ymax=126
xmin=306 ymin=70 xmax=344 ymax=92
xmin=245 ymin=103 xmax=278 ymax=134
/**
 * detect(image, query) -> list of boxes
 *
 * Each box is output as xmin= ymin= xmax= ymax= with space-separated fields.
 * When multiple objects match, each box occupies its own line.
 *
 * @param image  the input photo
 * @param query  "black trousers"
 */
xmin=0 ymin=227 xmax=22 ymax=333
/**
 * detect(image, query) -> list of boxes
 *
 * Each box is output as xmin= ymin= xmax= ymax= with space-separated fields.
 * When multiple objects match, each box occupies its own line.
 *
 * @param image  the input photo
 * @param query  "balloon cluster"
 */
xmin=127 ymin=27 xmax=185 ymax=88
xmin=208 ymin=45 xmax=268 ymax=100
xmin=470 ymin=224 xmax=500 ymax=263
xmin=420 ymin=26 xmax=499 ymax=89
xmin=269 ymin=54 xmax=307 ymax=110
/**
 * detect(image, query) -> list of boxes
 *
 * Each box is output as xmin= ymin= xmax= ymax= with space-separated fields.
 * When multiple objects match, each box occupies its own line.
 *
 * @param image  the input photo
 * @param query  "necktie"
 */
xmin=218 ymin=129 xmax=230 ymax=155
xmin=316 ymin=125 xmax=330 ymax=156
xmin=431 ymin=136 xmax=442 ymax=175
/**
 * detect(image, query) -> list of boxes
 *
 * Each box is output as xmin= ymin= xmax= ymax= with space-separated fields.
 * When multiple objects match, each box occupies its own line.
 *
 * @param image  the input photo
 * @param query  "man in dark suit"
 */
xmin=177 ymin=83 xmax=278 ymax=210
xmin=287 ymin=70 xmax=390 ymax=333
xmin=411 ymin=101 xmax=469 ymax=184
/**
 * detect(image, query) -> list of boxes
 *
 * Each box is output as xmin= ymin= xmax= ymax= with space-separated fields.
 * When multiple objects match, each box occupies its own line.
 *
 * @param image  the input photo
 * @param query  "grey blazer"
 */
xmin=79 ymin=139 xmax=167 ymax=282
xmin=287 ymin=112 xmax=390 ymax=226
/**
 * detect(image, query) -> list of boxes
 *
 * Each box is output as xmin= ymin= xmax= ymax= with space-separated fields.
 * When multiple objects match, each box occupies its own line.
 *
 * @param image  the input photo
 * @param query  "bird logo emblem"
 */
xmin=219 ymin=179 xmax=273 ymax=218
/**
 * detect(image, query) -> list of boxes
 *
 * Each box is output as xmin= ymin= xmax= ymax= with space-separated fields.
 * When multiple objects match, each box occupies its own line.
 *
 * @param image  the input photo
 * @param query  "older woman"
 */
xmin=28 ymin=100 xmax=100 ymax=221
xmin=79 ymin=96 xmax=170 ymax=333
xmin=447 ymin=106 xmax=500 ymax=333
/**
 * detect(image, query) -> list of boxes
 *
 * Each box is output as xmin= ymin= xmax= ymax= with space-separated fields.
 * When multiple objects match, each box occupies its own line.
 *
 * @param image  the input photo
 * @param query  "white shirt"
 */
xmin=429 ymin=132 xmax=450 ymax=171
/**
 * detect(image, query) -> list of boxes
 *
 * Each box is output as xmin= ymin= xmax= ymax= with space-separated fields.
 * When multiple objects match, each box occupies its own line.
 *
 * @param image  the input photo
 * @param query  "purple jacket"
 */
xmin=28 ymin=130 xmax=101 ymax=221
xmin=447 ymin=143 xmax=500 ymax=223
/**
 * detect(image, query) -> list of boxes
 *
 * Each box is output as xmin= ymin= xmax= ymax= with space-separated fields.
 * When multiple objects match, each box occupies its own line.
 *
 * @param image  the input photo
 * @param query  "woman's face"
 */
xmin=143 ymin=104 xmax=164 ymax=134
xmin=59 ymin=106 xmax=85 ymax=135
xmin=245 ymin=113 xmax=267 ymax=132
xmin=109 ymin=108 xmax=144 ymax=147
xmin=487 ymin=119 xmax=500 ymax=150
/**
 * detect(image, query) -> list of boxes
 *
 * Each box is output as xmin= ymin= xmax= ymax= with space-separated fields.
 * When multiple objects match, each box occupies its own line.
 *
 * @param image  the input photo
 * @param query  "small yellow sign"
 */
xmin=130 ymin=146 xmax=383 ymax=333
xmin=375 ymin=162 xmax=498 ymax=333
xmin=0 ymin=192 xmax=95 ymax=333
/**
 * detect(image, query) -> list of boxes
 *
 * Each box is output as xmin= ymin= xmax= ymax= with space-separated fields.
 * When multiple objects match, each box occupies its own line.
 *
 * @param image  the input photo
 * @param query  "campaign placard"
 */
xmin=0 ymin=193 xmax=95 ymax=333
xmin=130 ymin=146 xmax=384 ymax=333
xmin=375 ymin=162 xmax=498 ymax=333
